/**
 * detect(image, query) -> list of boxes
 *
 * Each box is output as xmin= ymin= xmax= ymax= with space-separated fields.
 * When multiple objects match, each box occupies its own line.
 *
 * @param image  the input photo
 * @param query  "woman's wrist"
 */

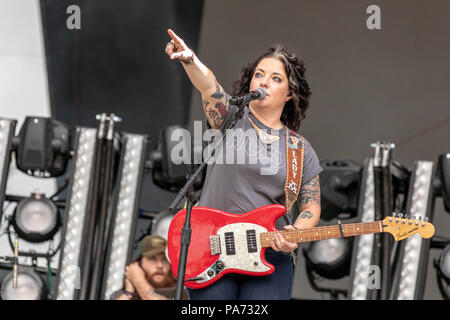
xmin=122 ymin=289 xmax=134 ymax=299
xmin=179 ymin=50 xmax=196 ymax=65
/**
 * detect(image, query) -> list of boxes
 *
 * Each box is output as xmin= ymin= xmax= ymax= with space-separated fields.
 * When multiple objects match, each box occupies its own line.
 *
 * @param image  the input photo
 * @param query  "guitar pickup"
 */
xmin=209 ymin=235 xmax=221 ymax=255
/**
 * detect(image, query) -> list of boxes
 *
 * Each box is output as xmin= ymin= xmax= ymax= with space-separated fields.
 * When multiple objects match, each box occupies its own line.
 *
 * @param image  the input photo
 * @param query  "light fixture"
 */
xmin=55 ymin=127 xmax=97 ymax=300
xmin=151 ymin=210 xmax=175 ymax=240
xmin=0 ymin=118 xmax=17 ymax=219
xmin=11 ymin=193 xmax=60 ymax=243
xmin=395 ymin=161 xmax=435 ymax=300
xmin=102 ymin=133 xmax=147 ymax=300
xmin=149 ymin=125 xmax=204 ymax=192
xmin=348 ymin=158 xmax=376 ymax=300
xmin=319 ymin=160 xmax=361 ymax=221
xmin=436 ymin=153 xmax=450 ymax=213
xmin=11 ymin=117 xmax=71 ymax=178
xmin=438 ymin=244 xmax=450 ymax=283
xmin=0 ymin=267 xmax=46 ymax=300
xmin=304 ymin=237 xmax=352 ymax=279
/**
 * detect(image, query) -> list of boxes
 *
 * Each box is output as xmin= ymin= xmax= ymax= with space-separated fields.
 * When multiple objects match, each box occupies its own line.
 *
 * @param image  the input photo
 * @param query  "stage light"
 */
xmin=55 ymin=127 xmax=97 ymax=300
xmin=11 ymin=193 xmax=60 ymax=243
xmin=11 ymin=117 xmax=71 ymax=178
xmin=436 ymin=153 xmax=450 ymax=213
xmin=0 ymin=118 xmax=17 ymax=218
xmin=103 ymin=133 xmax=147 ymax=300
xmin=150 ymin=125 xmax=204 ymax=192
xmin=151 ymin=210 xmax=175 ymax=240
xmin=319 ymin=160 xmax=361 ymax=221
xmin=0 ymin=267 xmax=46 ymax=300
xmin=395 ymin=161 xmax=434 ymax=300
xmin=304 ymin=237 xmax=352 ymax=279
xmin=349 ymin=158 xmax=376 ymax=300
xmin=438 ymin=244 xmax=450 ymax=283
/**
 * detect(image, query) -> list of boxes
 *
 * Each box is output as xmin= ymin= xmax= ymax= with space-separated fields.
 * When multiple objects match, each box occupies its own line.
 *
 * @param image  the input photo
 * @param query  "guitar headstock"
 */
xmin=383 ymin=213 xmax=435 ymax=241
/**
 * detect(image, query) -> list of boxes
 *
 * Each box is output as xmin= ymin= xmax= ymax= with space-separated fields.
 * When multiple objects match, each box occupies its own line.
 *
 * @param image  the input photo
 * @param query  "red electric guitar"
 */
xmin=166 ymin=205 xmax=435 ymax=289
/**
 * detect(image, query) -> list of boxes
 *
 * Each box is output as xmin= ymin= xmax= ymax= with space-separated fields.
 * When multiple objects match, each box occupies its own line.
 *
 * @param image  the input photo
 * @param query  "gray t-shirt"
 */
xmin=198 ymin=105 xmax=323 ymax=230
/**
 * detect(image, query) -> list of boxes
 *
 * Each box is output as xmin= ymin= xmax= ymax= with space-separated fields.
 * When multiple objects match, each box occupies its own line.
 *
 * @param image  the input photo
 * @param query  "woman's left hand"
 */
xmin=270 ymin=225 xmax=298 ymax=253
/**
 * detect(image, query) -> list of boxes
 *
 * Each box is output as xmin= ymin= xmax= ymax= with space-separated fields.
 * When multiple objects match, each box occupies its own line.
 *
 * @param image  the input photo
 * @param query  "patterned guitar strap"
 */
xmin=284 ymin=129 xmax=304 ymax=265
xmin=284 ymin=129 xmax=305 ymax=214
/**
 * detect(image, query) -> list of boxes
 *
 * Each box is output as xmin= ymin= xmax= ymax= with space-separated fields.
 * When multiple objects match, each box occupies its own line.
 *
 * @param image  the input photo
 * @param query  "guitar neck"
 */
xmin=259 ymin=221 xmax=384 ymax=247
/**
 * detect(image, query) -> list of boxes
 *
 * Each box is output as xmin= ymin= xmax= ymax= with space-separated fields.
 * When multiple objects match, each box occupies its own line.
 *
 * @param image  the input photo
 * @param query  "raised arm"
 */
xmin=165 ymin=29 xmax=230 ymax=129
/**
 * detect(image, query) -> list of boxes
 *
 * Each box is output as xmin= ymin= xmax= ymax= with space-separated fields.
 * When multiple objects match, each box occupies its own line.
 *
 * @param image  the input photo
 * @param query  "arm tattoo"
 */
xmin=202 ymin=98 xmax=209 ymax=109
xmin=203 ymin=81 xmax=229 ymax=128
xmin=299 ymin=210 xmax=313 ymax=219
xmin=215 ymin=101 xmax=228 ymax=117
xmin=299 ymin=175 xmax=321 ymax=208
xmin=210 ymin=81 xmax=225 ymax=99
xmin=206 ymin=107 xmax=222 ymax=127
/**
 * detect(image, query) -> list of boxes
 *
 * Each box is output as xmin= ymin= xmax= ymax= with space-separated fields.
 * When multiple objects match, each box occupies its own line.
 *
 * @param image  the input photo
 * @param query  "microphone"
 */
xmin=229 ymin=87 xmax=266 ymax=106
xmin=12 ymin=233 xmax=19 ymax=289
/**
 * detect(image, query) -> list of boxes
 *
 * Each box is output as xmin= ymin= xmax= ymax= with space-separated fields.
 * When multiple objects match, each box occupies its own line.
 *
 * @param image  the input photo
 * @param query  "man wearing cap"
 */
xmin=112 ymin=234 xmax=188 ymax=300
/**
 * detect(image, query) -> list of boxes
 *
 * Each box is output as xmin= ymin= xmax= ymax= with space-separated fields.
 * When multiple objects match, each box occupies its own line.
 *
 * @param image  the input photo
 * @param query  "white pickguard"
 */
xmin=194 ymin=223 xmax=270 ymax=284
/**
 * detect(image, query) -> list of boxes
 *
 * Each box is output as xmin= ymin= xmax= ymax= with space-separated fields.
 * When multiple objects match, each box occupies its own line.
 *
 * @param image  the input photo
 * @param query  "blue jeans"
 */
xmin=187 ymin=249 xmax=294 ymax=300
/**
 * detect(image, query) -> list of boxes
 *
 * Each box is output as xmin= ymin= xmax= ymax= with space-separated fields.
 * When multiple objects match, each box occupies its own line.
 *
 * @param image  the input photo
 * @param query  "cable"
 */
xmin=49 ymin=176 xmax=70 ymax=200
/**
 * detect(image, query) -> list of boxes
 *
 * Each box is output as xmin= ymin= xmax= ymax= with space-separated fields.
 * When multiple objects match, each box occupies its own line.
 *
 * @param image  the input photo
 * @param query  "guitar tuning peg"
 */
xmin=405 ymin=214 xmax=410 ymax=219
xmin=424 ymin=217 xmax=429 ymax=222
xmin=418 ymin=216 xmax=422 ymax=221
xmin=398 ymin=213 xmax=403 ymax=218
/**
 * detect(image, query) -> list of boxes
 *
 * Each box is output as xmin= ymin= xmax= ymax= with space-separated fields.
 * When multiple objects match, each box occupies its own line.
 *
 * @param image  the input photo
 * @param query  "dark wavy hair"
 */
xmin=231 ymin=45 xmax=311 ymax=132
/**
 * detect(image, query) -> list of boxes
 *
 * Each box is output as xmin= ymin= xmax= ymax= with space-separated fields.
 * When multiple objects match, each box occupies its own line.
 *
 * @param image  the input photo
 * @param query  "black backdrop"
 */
xmin=40 ymin=0 xmax=204 ymax=213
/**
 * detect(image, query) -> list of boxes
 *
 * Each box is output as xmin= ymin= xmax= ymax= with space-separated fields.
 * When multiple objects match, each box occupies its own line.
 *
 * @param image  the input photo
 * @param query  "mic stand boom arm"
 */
xmin=170 ymin=106 xmax=245 ymax=300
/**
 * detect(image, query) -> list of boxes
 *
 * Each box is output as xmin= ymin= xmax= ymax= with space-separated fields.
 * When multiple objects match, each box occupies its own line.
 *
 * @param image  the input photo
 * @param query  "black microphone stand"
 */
xmin=171 ymin=105 xmax=245 ymax=300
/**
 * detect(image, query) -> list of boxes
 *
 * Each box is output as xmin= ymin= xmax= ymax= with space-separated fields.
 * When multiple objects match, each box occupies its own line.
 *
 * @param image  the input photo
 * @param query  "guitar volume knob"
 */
xmin=216 ymin=261 xmax=225 ymax=271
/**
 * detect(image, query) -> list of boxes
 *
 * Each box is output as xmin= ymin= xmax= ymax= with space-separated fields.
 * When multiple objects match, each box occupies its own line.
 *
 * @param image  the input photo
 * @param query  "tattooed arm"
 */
xmin=271 ymin=174 xmax=321 ymax=253
xmin=293 ymin=174 xmax=321 ymax=229
xmin=165 ymin=29 xmax=229 ymax=129
xmin=271 ymin=175 xmax=321 ymax=253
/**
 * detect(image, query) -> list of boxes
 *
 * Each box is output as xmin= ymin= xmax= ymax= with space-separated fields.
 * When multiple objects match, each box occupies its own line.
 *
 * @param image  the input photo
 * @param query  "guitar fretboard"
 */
xmin=259 ymin=221 xmax=383 ymax=247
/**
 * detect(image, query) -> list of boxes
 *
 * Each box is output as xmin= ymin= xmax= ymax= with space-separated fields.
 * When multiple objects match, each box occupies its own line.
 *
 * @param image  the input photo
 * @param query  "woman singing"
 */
xmin=165 ymin=29 xmax=322 ymax=300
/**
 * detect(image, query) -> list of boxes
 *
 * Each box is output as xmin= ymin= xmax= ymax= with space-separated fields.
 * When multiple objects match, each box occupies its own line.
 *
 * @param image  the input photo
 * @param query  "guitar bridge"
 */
xmin=209 ymin=235 xmax=221 ymax=255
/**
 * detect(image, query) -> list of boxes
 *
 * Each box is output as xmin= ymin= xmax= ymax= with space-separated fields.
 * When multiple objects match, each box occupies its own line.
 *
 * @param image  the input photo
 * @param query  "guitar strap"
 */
xmin=283 ymin=129 xmax=304 ymax=266
xmin=284 ymin=129 xmax=305 ymax=215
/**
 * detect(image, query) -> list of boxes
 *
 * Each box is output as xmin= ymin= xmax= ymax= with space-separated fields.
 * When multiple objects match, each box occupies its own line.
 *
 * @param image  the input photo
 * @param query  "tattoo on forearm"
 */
xmin=202 ymin=98 xmax=209 ymax=109
xmin=299 ymin=210 xmax=313 ymax=219
xmin=203 ymin=81 xmax=229 ymax=128
xmin=206 ymin=107 xmax=222 ymax=127
xmin=215 ymin=102 xmax=227 ymax=117
xmin=299 ymin=175 xmax=321 ymax=207
xmin=210 ymin=81 xmax=225 ymax=99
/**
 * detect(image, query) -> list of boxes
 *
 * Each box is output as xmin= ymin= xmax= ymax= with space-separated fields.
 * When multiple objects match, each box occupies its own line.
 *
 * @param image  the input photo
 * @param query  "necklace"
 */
xmin=248 ymin=117 xmax=281 ymax=144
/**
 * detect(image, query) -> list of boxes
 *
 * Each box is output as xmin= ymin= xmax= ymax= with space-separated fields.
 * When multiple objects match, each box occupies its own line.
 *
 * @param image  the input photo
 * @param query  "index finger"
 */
xmin=167 ymin=29 xmax=184 ymax=46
